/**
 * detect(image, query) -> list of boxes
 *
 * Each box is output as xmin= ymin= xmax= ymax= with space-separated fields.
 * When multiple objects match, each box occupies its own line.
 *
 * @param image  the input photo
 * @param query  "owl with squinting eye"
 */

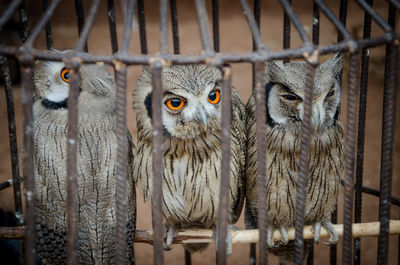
xmin=245 ymin=54 xmax=345 ymax=264
xmin=133 ymin=64 xmax=246 ymax=254
xmin=32 ymin=50 xmax=136 ymax=264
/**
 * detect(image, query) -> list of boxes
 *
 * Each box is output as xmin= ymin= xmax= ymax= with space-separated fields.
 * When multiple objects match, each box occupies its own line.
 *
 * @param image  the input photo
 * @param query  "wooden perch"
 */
xmin=1 ymin=220 xmax=400 ymax=244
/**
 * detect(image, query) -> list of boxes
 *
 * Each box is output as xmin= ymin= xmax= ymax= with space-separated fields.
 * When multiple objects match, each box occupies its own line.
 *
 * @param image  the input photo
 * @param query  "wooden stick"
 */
xmin=1 ymin=220 xmax=400 ymax=244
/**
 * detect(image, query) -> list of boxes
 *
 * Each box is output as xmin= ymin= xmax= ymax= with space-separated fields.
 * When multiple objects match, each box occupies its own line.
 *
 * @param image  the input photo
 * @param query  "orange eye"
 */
xmin=208 ymin=89 xmax=220 ymax=104
xmin=165 ymin=98 xmax=185 ymax=110
xmin=60 ymin=68 xmax=70 ymax=83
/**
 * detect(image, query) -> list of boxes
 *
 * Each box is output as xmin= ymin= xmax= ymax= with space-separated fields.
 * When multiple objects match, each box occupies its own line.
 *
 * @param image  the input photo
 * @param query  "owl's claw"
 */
xmin=267 ymin=225 xmax=289 ymax=248
xmin=163 ymin=223 xmax=176 ymax=250
xmin=313 ymin=222 xmax=321 ymax=244
xmin=280 ymin=227 xmax=289 ymax=245
xmin=322 ymin=221 xmax=338 ymax=245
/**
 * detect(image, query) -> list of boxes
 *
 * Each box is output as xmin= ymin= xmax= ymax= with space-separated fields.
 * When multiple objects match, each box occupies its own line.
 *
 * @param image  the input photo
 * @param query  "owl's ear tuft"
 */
xmin=321 ymin=52 xmax=343 ymax=77
xmin=265 ymin=60 xmax=285 ymax=83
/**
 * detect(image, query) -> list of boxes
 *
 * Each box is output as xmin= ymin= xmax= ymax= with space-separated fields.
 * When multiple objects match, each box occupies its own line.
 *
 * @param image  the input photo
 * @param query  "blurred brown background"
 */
xmin=0 ymin=0 xmax=399 ymax=264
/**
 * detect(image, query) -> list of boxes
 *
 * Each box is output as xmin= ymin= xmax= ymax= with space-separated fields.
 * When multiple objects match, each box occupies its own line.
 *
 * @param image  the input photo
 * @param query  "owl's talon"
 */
xmin=163 ymin=223 xmax=175 ymax=250
xmin=313 ymin=222 xmax=321 ymax=244
xmin=267 ymin=226 xmax=275 ymax=248
xmin=322 ymin=221 xmax=338 ymax=245
xmin=280 ymin=227 xmax=289 ymax=245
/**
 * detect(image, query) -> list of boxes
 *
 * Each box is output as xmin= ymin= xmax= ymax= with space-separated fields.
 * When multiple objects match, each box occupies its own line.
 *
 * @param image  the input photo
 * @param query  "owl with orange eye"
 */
xmin=32 ymin=50 xmax=136 ymax=264
xmin=133 ymin=64 xmax=246 ymax=255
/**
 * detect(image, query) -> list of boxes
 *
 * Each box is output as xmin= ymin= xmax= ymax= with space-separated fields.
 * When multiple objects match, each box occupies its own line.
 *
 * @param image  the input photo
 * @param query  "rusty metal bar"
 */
xmin=255 ymin=61 xmax=268 ymax=265
xmin=160 ymin=0 xmax=169 ymax=55
xmin=279 ymin=0 xmax=311 ymax=44
xmin=65 ymin=61 xmax=80 ymax=265
xmin=42 ymin=0 xmax=53 ymax=49
xmin=360 ymin=186 xmax=400 ymax=207
xmin=377 ymin=4 xmax=398 ymax=264
xmin=354 ymin=1 xmax=372 ymax=264
xmin=185 ymin=250 xmax=191 ymax=265
xmin=107 ymin=0 xmax=119 ymax=53
xmin=342 ymin=52 xmax=360 ymax=265
xmin=315 ymin=0 xmax=352 ymax=41
xmin=239 ymin=0 xmax=266 ymax=52
xmin=121 ymin=0 xmax=136 ymax=53
xmin=0 ymin=179 xmax=12 ymax=190
xmin=0 ymin=55 xmax=23 ymax=227
xmin=312 ymin=2 xmax=319 ymax=45
xmin=337 ymin=0 xmax=348 ymax=42
xmin=216 ymin=65 xmax=232 ymax=265
xmin=330 ymin=207 xmax=337 ymax=265
xmin=19 ymin=53 xmax=35 ymax=265
xmin=75 ymin=0 xmax=102 ymax=52
xmin=194 ymin=0 xmax=213 ymax=56
xmin=170 ymin=0 xmax=180 ymax=54
xmin=137 ymin=0 xmax=148 ymax=54
xmin=151 ymin=61 xmax=164 ymax=265
xmin=18 ymin=1 xmax=30 ymax=43
xmin=74 ymin=0 xmax=88 ymax=52
xmin=294 ymin=58 xmax=317 ymax=265
xmin=307 ymin=242 xmax=314 ymax=265
xmin=386 ymin=0 xmax=400 ymax=10
xmin=0 ymin=0 xmax=23 ymax=33
xmin=355 ymin=0 xmax=393 ymax=34
xmin=114 ymin=63 xmax=129 ymax=265
xmin=283 ymin=0 xmax=291 ymax=54
xmin=212 ymin=0 xmax=219 ymax=52
xmin=25 ymin=0 xmax=62 ymax=47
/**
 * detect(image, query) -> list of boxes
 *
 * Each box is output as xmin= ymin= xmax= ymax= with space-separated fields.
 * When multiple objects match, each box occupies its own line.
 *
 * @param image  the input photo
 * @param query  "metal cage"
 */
xmin=0 ymin=0 xmax=399 ymax=264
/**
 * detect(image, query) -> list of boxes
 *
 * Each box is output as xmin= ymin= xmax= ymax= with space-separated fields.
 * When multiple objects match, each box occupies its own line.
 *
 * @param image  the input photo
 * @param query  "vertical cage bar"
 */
xmin=121 ymin=0 xmax=136 ymax=53
xmin=307 ymin=242 xmax=314 ymax=265
xmin=354 ymin=1 xmax=372 ymax=264
xmin=255 ymin=61 xmax=268 ymax=265
xmin=337 ymin=0 xmax=348 ymax=42
xmin=377 ymin=5 xmax=398 ymax=264
xmin=194 ymin=0 xmax=213 ymax=55
xmin=185 ymin=249 xmax=192 ymax=265
xmin=137 ymin=0 xmax=148 ymax=54
xmin=330 ymin=208 xmax=337 ymax=265
xmin=169 ymin=0 xmax=180 ymax=54
xmin=74 ymin=0 xmax=102 ymax=52
xmin=216 ymin=65 xmax=232 ymax=265
xmin=18 ymin=2 xmax=30 ymax=43
xmin=294 ymin=60 xmax=317 ymax=265
xmin=212 ymin=0 xmax=219 ymax=52
xmin=312 ymin=2 xmax=319 ymax=45
xmin=115 ymin=63 xmax=128 ymax=265
xmin=42 ymin=0 xmax=53 ymax=49
xmin=66 ymin=64 xmax=80 ymax=265
xmin=0 ymin=0 xmax=23 ymax=32
xmin=107 ymin=0 xmax=119 ymax=53
xmin=283 ymin=0 xmax=291 ymax=63
xmin=74 ymin=0 xmax=88 ymax=52
xmin=20 ymin=56 xmax=35 ymax=265
xmin=342 ymin=52 xmax=360 ymax=265
xmin=160 ymin=0 xmax=169 ymax=55
xmin=251 ymin=0 xmax=261 ymax=104
xmin=0 ymin=55 xmax=23 ymax=226
xmin=151 ymin=62 xmax=164 ymax=265
xmin=239 ymin=0 xmax=266 ymax=51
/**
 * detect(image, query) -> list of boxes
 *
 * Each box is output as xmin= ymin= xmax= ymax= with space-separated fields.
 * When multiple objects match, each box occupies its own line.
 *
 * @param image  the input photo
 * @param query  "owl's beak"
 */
xmin=195 ymin=111 xmax=208 ymax=127
xmin=311 ymin=103 xmax=325 ymax=129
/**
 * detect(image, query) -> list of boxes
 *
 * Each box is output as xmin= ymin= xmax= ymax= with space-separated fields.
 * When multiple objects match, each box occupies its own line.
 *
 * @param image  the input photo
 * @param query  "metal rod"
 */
xmin=377 ymin=5 xmax=398 ymax=264
xmin=359 ymin=186 xmax=400 ymax=207
xmin=216 ymin=65 xmax=232 ymax=265
xmin=151 ymin=61 xmax=164 ymax=265
xmin=194 ymin=0 xmax=213 ymax=56
xmin=294 ymin=59 xmax=317 ymax=265
xmin=75 ymin=0 xmax=102 ymax=52
xmin=342 ymin=52 xmax=360 ymax=265
xmin=355 ymin=0 xmax=393 ymax=34
xmin=283 ymin=0 xmax=291 ymax=54
xmin=337 ymin=0 xmax=348 ymax=42
xmin=307 ymin=243 xmax=314 ymax=265
xmin=114 ymin=63 xmax=128 ymax=265
xmin=280 ymin=0 xmax=311 ymax=45
xmin=255 ymin=61 xmax=268 ymax=265
xmin=239 ymin=0 xmax=267 ymax=51
xmin=312 ymin=2 xmax=320 ymax=45
xmin=42 ymin=0 xmax=53 ymax=49
xmin=386 ymin=0 xmax=400 ymax=10
xmin=74 ymin=0 xmax=88 ymax=52
xmin=25 ymin=0 xmax=62 ymax=47
xmin=19 ymin=54 xmax=35 ymax=265
xmin=354 ymin=1 xmax=373 ymax=264
xmin=330 ymin=206 xmax=337 ymax=265
xmin=137 ymin=0 xmax=148 ymax=54
xmin=18 ymin=1 xmax=30 ymax=43
xmin=0 ymin=0 xmax=23 ymax=33
xmin=107 ymin=0 xmax=119 ymax=53
xmin=185 ymin=250 xmax=192 ymax=265
xmin=121 ymin=0 xmax=137 ymax=53
xmin=212 ymin=0 xmax=220 ymax=52
xmin=170 ymin=0 xmax=180 ymax=54
xmin=0 ymin=179 xmax=12 ymax=190
xmin=160 ymin=0 xmax=169 ymax=55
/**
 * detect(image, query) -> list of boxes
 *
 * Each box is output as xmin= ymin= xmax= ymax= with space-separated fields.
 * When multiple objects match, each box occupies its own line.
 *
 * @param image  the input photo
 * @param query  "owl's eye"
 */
xmin=208 ymin=89 xmax=221 ymax=104
xmin=165 ymin=98 xmax=185 ymax=110
xmin=281 ymin=94 xmax=300 ymax=101
xmin=326 ymin=90 xmax=335 ymax=97
xmin=60 ymin=68 xmax=70 ymax=83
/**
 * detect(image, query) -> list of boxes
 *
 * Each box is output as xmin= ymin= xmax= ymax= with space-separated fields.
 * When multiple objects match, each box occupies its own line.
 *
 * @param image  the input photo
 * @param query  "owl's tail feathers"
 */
xmin=183 ymin=243 xmax=210 ymax=253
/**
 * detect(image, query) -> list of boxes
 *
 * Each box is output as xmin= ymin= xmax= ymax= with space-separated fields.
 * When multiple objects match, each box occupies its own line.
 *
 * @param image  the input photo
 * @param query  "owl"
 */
xmin=132 ymin=64 xmax=246 ymax=254
xmin=32 ymin=50 xmax=136 ymax=264
xmin=245 ymin=54 xmax=345 ymax=264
